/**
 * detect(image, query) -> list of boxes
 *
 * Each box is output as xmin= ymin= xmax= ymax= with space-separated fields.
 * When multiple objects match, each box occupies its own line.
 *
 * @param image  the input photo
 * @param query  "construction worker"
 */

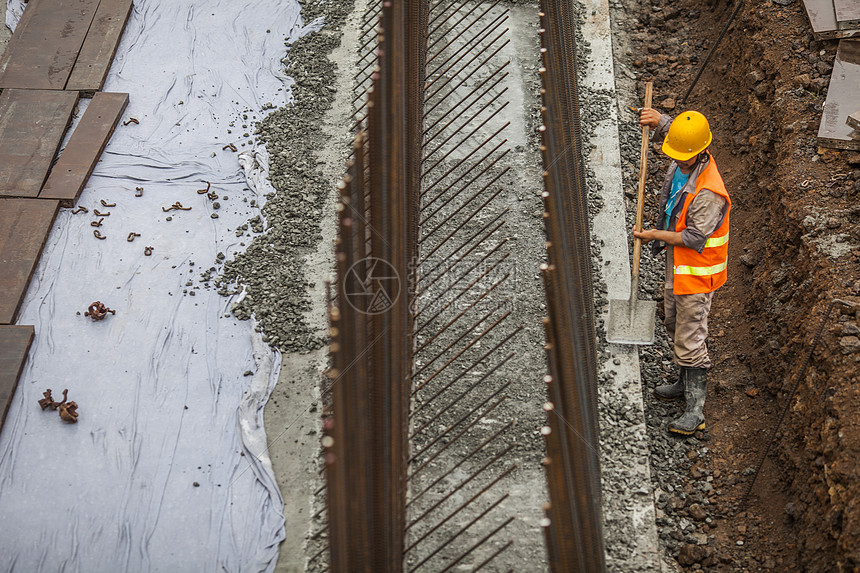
xmin=634 ymin=108 xmax=731 ymax=436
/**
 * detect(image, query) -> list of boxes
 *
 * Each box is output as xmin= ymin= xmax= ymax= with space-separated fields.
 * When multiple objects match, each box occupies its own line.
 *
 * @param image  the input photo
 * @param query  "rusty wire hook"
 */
xmin=84 ymin=301 xmax=115 ymax=320
xmin=162 ymin=202 xmax=191 ymax=212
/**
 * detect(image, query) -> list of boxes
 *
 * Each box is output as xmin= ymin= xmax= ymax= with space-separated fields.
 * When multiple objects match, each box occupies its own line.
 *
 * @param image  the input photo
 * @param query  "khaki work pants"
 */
xmin=663 ymin=288 xmax=713 ymax=369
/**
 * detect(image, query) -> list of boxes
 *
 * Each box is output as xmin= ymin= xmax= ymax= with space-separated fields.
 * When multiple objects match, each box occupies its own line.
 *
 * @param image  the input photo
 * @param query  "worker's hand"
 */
xmin=639 ymin=107 xmax=661 ymax=129
xmin=633 ymin=226 xmax=657 ymax=243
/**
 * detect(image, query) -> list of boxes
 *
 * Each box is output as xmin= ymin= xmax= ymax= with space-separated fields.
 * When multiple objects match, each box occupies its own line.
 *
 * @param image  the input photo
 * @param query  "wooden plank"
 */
xmin=835 ymin=0 xmax=860 ymax=30
xmin=66 ymin=0 xmax=134 ymax=92
xmin=0 ymin=89 xmax=79 ymax=198
xmin=847 ymin=110 xmax=860 ymax=131
xmin=0 ymin=199 xmax=59 ymax=325
xmin=0 ymin=0 xmax=43 ymax=81
xmin=0 ymin=325 xmax=34 ymax=436
xmin=39 ymin=92 xmax=129 ymax=204
xmin=803 ymin=0 xmax=860 ymax=39
xmin=0 ymin=0 xmax=102 ymax=90
xmin=818 ymin=40 xmax=860 ymax=151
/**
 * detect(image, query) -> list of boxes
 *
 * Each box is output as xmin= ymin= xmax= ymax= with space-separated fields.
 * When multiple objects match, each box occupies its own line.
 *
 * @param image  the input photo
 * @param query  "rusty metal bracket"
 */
xmin=84 ymin=301 xmax=115 ymax=320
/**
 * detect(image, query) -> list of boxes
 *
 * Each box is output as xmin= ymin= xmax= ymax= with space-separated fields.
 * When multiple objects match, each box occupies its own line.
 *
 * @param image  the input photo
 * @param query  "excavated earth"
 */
xmin=613 ymin=0 xmax=860 ymax=570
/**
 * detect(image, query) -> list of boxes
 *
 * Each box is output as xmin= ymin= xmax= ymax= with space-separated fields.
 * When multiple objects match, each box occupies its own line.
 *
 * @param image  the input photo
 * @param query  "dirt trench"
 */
xmin=617 ymin=0 xmax=860 ymax=570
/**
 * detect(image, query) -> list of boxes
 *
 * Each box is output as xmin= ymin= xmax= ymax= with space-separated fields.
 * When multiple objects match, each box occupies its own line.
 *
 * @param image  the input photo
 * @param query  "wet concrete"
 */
xmin=408 ymin=3 xmax=549 ymax=570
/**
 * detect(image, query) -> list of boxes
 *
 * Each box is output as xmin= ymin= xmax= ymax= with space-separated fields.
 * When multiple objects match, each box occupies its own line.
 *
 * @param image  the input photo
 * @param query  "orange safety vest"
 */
xmin=673 ymin=156 xmax=731 ymax=295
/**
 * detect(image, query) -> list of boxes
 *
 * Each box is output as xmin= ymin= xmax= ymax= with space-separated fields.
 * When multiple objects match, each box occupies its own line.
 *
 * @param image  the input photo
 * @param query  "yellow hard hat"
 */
xmin=662 ymin=111 xmax=713 ymax=161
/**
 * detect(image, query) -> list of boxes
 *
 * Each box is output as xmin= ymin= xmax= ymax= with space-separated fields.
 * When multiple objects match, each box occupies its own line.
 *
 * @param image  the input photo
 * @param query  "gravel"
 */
xmin=214 ymin=0 xmax=354 ymax=354
xmin=608 ymin=0 xmax=724 ymax=568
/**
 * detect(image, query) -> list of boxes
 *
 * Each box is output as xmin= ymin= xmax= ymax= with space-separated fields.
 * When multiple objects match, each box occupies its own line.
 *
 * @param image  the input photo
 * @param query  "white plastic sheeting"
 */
xmin=0 ymin=1 xmax=309 ymax=570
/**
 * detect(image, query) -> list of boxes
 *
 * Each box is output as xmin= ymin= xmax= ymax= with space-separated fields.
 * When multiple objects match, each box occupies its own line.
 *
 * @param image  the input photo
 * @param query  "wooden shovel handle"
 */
xmin=632 ymin=82 xmax=653 ymax=278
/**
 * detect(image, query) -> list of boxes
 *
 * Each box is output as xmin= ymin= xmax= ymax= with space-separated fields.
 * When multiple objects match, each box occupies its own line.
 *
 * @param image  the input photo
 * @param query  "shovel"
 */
xmin=607 ymin=82 xmax=657 ymax=345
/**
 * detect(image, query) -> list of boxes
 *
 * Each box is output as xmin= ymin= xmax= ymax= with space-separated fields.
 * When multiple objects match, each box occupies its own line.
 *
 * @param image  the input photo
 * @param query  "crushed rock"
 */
xmin=215 ymin=0 xmax=354 ymax=354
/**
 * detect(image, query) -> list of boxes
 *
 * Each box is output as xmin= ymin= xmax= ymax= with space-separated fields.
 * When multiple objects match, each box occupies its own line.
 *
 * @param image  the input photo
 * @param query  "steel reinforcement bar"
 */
xmin=323 ymin=1 xmax=427 ymax=571
xmin=536 ymin=0 xmax=606 ymax=571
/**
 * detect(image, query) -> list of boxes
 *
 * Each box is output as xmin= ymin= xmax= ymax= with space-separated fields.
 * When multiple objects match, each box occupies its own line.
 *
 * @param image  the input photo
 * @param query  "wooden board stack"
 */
xmin=0 ymin=0 xmax=133 ymax=435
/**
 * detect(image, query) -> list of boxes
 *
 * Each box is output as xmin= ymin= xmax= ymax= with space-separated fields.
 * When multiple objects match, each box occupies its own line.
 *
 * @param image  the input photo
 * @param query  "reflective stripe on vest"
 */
xmin=675 ymin=260 xmax=728 ymax=276
xmin=704 ymin=233 xmax=728 ymax=248
xmin=672 ymin=154 xmax=731 ymax=295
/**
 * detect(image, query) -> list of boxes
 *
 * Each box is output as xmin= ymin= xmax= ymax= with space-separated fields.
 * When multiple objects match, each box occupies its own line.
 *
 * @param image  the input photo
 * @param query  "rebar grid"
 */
xmin=406 ymin=1 xmax=518 ymax=570
xmin=322 ymin=1 xmax=427 ymax=571
xmin=536 ymin=0 xmax=606 ymax=571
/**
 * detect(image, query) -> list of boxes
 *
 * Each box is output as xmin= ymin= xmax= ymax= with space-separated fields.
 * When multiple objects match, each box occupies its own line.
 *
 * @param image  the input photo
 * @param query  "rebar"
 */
xmin=739 ymin=298 xmax=858 ymax=511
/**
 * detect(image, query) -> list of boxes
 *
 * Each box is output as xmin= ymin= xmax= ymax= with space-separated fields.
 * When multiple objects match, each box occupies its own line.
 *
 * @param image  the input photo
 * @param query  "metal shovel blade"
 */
xmin=606 ymin=295 xmax=657 ymax=345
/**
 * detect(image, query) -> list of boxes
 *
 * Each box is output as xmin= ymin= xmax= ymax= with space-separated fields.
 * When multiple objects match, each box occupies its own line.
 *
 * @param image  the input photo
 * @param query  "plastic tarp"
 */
xmin=0 ymin=1 xmax=308 ymax=570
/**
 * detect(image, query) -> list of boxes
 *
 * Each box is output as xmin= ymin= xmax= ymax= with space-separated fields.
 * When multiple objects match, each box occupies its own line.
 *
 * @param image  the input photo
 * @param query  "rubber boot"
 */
xmin=655 ymin=367 xmax=685 ymax=401
xmin=668 ymin=367 xmax=707 ymax=435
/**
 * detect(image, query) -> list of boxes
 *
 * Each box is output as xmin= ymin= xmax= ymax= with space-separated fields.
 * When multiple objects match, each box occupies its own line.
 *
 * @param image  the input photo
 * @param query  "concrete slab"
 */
xmin=803 ymin=0 xmax=860 ymax=40
xmin=835 ymin=0 xmax=860 ymax=30
xmin=818 ymin=40 xmax=860 ymax=150
xmin=580 ymin=0 xmax=661 ymax=569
